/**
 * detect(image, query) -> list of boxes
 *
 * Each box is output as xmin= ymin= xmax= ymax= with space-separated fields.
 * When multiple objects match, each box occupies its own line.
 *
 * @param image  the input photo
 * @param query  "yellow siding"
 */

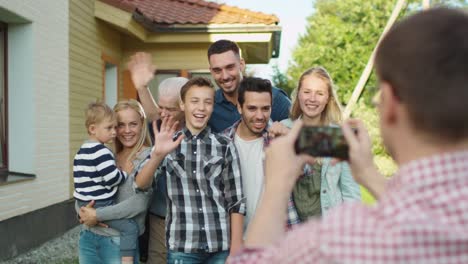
xmin=69 ymin=0 xmax=122 ymax=196
xmin=121 ymin=37 xmax=211 ymax=71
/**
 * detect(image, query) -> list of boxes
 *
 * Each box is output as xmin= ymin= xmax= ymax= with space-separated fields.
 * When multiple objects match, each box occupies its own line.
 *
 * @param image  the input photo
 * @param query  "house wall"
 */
xmin=0 ymin=0 xmax=70 ymax=221
xmin=69 ymin=0 xmax=123 ymax=195
xmin=0 ymin=0 xmax=72 ymax=260
xmin=121 ymin=37 xmax=211 ymax=71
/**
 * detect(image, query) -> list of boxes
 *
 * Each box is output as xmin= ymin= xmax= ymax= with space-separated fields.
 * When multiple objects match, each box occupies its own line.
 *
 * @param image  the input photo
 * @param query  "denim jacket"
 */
xmin=281 ymin=118 xmax=361 ymax=215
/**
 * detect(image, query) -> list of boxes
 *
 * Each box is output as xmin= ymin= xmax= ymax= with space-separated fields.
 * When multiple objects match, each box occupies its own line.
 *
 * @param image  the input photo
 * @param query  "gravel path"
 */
xmin=0 ymin=225 xmax=80 ymax=264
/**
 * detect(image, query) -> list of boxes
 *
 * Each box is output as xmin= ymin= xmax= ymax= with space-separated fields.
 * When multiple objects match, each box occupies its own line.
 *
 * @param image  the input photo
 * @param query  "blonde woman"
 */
xmin=78 ymin=99 xmax=157 ymax=264
xmin=281 ymin=67 xmax=361 ymax=220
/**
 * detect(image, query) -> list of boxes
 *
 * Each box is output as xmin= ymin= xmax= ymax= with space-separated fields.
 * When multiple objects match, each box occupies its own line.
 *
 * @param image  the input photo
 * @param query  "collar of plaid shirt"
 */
xmin=231 ymin=149 xmax=468 ymax=263
xmin=222 ymin=119 xmax=271 ymax=146
xmin=180 ymin=125 xmax=212 ymax=142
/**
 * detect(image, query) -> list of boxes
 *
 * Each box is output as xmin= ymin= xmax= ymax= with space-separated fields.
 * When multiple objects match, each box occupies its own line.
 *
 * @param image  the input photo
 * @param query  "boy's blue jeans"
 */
xmin=77 ymin=199 xmax=138 ymax=257
xmin=167 ymin=250 xmax=229 ymax=264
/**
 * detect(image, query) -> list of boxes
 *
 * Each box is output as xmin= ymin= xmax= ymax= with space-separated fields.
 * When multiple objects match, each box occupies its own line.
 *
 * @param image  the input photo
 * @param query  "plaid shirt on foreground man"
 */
xmin=156 ymin=126 xmax=246 ymax=253
xmin=231 ymin=150 xmax=468 ymax=263
xmin=223 ymin=120 xmax=300 ymax=227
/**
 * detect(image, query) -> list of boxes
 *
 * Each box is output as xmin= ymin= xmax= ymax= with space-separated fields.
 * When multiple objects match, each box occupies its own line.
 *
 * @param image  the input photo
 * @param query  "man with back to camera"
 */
xmin=230 ymin=7 xmax=468 ymax=263
xmin=207 ymin=39 xmax=291 ymax=133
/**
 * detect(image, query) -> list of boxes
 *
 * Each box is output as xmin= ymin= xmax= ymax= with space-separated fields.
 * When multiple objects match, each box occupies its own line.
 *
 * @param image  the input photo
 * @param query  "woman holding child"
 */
xmin=78 ymin=99 xmax=162 ymax=264
xmin=279 ymin=67 xmax=361 ymax=220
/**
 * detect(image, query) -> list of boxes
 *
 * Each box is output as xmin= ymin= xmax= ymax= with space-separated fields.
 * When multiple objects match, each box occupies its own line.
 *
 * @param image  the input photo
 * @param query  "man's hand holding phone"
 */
xmin=294 ymin=125 xmax=352 ymax=160
xmin=291 ymin=119 xmax=387 ymax=199
xmin=342 ymin=119 xmax=386 ymax=199
xmin=264 ymin=120 xmax=316 ymax=191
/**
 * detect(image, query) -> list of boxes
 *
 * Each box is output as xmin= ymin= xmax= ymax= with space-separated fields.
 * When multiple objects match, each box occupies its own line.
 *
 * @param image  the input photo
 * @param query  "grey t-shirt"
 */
xmin=76 ymin=147 xmax=153 ymax=237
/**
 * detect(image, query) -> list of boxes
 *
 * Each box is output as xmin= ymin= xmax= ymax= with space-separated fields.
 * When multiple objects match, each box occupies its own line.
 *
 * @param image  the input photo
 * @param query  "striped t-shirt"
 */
xmin=73 ymin=141 xmax=127 ymax=202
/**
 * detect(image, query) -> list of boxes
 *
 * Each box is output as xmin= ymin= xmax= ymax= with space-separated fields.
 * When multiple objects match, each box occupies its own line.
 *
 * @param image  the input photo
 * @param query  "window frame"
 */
xmin=0 ymin=21 xmax=8 ymax=176
xmin=101 ymin=53 xmax=120 ymax=105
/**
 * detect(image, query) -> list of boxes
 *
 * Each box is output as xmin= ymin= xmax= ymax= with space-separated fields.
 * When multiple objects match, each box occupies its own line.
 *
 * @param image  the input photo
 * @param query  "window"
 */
xmin=0 ymin=22 xmax=7 ymax=176
xmin=102 ymin=54 xmax=119 ymax=108
xmin=0 ymin=16 xmax=36 ymax=184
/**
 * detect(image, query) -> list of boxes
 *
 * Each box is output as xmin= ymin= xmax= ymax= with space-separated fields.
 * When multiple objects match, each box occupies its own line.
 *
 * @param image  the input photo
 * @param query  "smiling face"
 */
xmin=180 ymin=85 xmax=215 ymax=135
xmin=158 ymin=95 xmax=184 ymax=122
xmin=298 ymin=75 xmax=330 ymax=125
xmin=238 ymin=91 xmax=272 ymax=138
xmin=209 ymin=50 xmax=245 ymax=96
xmin=116 ymin=108 xmax=144 ymax=150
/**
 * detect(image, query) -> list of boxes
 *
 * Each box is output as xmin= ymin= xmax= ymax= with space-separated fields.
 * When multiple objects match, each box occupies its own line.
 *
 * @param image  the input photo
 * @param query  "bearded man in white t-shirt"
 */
xmin=222 ymin=77 xmax=299 ymax=235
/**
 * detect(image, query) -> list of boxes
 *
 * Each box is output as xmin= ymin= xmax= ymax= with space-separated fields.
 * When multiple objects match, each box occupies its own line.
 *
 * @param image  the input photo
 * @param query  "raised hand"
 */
xmin=127 ymin=52 xmax=157 ymax=90
xmin=267 ymin=121 xmax=290 ymax=139
xmin=264 ymin=119 xmax=315 ymax=191
xmin=152 ymin=116 xmax=184 ymax=157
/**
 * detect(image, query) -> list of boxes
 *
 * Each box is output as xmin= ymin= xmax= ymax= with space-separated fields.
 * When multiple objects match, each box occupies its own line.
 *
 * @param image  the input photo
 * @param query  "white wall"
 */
xmin=0 ymin=0 xmax=69 ymax=221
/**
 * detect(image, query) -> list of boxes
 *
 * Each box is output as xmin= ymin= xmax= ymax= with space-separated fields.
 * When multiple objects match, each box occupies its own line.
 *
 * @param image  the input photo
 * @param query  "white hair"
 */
xmin=158 ymin=77 xmax=189 ymax=100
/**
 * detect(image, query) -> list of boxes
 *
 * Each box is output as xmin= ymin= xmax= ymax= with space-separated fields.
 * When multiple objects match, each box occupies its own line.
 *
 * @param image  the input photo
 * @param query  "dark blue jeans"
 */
xmin=167 ymin=250 xmax=229 ymax=264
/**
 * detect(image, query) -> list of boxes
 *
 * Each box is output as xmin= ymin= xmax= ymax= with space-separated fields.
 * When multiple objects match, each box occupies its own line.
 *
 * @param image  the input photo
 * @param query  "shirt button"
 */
xmin=193 ymin=170 xmax=196 ymax=173
xmin=322 ymin=190 xmax=327 ymax=194
xmin=196 ymin=189 xmax=200 ymax=193
xmin=199 ymin=208 xmax=202 ymax=211
xmin=194 ymin=151 xmax=197 ymax=154
xmin=201 ymin=226 xmax=205 ymax=230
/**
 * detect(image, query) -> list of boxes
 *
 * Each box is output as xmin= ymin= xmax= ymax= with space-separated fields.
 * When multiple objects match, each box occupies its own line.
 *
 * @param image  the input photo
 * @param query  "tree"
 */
xmin=284 ymin=0 xmax=467 ymax=202
xmin=271 ymin=63 xmax=294 ymax=96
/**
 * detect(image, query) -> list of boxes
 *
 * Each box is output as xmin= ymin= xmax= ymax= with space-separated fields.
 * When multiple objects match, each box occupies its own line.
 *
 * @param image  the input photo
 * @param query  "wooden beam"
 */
xmin=343 ymin=0 xmax=407 ymax=118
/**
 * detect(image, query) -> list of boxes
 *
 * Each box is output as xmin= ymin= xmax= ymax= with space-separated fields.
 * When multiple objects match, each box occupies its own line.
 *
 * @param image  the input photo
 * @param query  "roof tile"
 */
xmin=100 ymin=0 xmax=279 ymax=25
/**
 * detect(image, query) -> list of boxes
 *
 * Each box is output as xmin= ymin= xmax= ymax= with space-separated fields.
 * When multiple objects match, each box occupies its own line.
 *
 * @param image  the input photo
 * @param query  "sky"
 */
xmin=220 ymin=0 xmax=313 ymax=80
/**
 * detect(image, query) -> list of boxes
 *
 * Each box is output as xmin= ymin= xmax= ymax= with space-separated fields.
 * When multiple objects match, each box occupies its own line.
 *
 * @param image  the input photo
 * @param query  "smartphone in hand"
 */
xmin=294 ymin=126 xmax=351 ymax=160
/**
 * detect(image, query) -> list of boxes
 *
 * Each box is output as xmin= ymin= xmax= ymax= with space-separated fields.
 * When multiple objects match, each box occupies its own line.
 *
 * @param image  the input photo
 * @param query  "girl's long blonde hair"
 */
xmin=113 ymin=99 xmax=152 ymax=162
xmin=290 ymin=67 xmax=343 ymax=125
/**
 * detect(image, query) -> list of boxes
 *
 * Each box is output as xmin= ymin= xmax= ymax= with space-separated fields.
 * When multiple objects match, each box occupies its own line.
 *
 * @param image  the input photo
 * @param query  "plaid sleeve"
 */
xmin=223 ymin=141 xmax=246 ymax=215
xmin=229 ymin=217 xmax=325 ymax=264
xmin=286 ymin=196 xmax=300 ymax=227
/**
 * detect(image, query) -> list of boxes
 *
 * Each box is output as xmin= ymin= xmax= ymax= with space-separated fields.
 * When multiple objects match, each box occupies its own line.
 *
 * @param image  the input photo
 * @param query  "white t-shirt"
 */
xmin=234 ymin=133 xmax=265 ymax=233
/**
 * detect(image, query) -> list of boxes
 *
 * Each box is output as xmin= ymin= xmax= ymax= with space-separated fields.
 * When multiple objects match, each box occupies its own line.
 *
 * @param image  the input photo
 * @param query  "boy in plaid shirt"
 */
xmin=136 ymin=77 xmax=245 ymax=264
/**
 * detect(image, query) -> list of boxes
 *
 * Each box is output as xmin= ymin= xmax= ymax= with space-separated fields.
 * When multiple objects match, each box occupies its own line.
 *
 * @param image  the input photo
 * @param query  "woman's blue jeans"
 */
xmin=79 ymin=229 xmax=139 ymax=264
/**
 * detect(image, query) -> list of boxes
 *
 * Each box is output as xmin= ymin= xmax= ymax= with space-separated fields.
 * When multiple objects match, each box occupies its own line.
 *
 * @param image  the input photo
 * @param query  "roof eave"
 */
xmin=94 ymin=0 xmax=282 ymax=62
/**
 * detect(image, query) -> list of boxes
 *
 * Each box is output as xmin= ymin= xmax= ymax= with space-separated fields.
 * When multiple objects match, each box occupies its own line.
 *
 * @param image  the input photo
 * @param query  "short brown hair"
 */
xmin=180 ymin=77 xmax=215 ymax=102
xmin=207 ymin=39 xmax=241 ymax=60
xmin=375 ymin=8 xmax=468 ymax=141
xmin=238 ymin=77 xmax=272 ymax=107
xmin=85 ymin=101 xmax=115 ymax=134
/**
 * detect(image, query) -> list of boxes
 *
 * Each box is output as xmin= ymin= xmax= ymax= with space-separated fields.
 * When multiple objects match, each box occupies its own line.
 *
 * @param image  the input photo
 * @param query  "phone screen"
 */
xmin=294 ymin=126 xmax=349 ymax=159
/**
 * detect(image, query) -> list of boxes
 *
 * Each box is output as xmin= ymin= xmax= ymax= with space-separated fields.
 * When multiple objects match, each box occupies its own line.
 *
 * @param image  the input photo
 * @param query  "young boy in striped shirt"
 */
xmin=73 ymin=102 xmax=137 ymax=264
